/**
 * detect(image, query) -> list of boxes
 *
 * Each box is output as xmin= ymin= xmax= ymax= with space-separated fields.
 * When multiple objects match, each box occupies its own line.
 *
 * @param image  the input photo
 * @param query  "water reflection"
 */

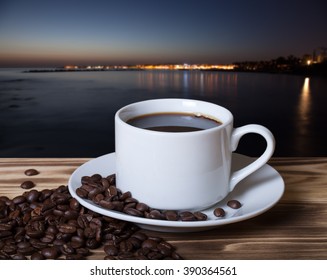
xmin=299 ymin=77 xmax=311 ymax=130
xmin=296 ymin=77 xmax=311 ymax=152
xmin=136 ymin=71 xmax=238 ymax=97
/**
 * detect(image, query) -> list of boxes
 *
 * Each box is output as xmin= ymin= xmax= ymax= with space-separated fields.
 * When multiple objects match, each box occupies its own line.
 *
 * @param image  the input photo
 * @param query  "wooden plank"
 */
xmin=1 ymin=157 xmax=327 ymax=259
xmin=270 ymin=157 xmax=327 ymax=203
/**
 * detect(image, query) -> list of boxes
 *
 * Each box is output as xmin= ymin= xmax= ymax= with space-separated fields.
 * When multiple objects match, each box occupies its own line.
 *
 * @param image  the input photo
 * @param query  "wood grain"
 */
xmin=1 ymin=157 xmax=327 ymax=259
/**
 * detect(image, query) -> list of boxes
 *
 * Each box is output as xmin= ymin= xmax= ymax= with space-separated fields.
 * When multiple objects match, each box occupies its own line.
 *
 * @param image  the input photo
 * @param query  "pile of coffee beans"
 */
xmin=76 ymin=173 xmax=242 ymax=222
xmin=76 ymin=174 xmax=208 ymax=221
xmin=0 ymin=171 xmax=182 ymax=260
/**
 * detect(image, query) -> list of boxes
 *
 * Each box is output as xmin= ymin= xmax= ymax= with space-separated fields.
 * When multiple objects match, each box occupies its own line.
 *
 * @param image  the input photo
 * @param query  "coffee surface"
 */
xmin=127 ymin=112 xmax=221 ymax=132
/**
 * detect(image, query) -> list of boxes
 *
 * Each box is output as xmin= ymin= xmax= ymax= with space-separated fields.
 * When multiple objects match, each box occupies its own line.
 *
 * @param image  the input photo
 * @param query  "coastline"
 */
xmin=233 ymin=63 xmax=327 ymax=77
xmin=22 ymin=64 xmax=327 ymax=77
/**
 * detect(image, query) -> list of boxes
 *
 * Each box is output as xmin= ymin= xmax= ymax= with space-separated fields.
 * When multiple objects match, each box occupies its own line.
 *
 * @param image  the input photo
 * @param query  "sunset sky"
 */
xmin=0 ymin=0 xmax=326 ymax=67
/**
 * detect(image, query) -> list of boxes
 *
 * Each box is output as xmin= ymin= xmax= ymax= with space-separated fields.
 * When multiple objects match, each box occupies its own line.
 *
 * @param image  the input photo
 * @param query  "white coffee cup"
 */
xmin=115 ymin=98 xmax=275 ymax=210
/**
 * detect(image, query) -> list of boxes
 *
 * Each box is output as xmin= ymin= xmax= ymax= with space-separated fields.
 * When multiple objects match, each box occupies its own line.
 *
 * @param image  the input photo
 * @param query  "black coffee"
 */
xmin=127 ymin=112 xmax=222 ymax=132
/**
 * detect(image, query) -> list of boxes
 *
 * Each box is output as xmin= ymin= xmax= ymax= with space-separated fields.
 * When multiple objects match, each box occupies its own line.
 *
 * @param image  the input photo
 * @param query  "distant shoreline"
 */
xmin=23 ymin=65 xmax=327 ymax=77
xmin=23 ymin=68 xmax=143 ymax=73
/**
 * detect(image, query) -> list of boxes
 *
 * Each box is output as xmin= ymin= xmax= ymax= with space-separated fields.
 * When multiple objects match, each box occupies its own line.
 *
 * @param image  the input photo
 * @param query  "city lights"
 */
xmin=63 ymin=63 xmax=236 ymax=71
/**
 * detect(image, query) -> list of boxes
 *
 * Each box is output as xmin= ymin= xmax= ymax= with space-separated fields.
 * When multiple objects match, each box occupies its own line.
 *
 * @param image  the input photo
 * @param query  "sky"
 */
xmin=0 ymin=0 xmax=326 ymax=67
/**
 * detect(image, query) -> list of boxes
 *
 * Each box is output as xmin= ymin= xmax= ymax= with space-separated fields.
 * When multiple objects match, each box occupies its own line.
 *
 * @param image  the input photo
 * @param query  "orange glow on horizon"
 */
xmin=62 ymin=63 xmax=236 ymax=71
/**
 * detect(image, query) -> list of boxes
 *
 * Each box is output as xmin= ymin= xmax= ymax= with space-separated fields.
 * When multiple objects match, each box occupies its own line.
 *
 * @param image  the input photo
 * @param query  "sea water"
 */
xmin=1 ymin=68 xmax=327 ymax=157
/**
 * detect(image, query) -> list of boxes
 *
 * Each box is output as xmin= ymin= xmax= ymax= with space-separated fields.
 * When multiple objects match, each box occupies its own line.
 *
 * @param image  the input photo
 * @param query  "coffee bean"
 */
xmin=135 ymin=202 xmax=149 ymax=212
xmin=40 ymin=232 xmax=55 ymax=243
xmin=29 ymin=239 xmax=48 ymax=249
xmin=179 ymin=211 xmax=196 ymax=221
xmin=56 ymin=232 xmax=73 ymax=242
xmin=26 ymin=228 xmax=44 ymax=239
xmin=77 ymin=215 xmax=90 ymax=228
xmin=141 ymin=239 xmax=158 ymax=250
xmin=157 ymin=242 xmax=173 ymax=256
xmin=81 ymin=176 xmax=91 ymax=184
xmin=58 ymin=223 xmax=77 ymax=234
xmin=91 ymin=174 xmax=102 ymax=182
xmin=2 ymin=244 xmax=16 ymax=254
xmin=64 ymin=210 xmax=79 ymax=220
xmin=41 ymin=201 xmax=56 ymax=213
xmin=12 ymin=253 xmax=28 ymax=260
xmin=127 ymin=237 xmax=142 ymax=249
xmin=104 ymin=244 xmax=119 ymax=256
xmin=16 ymin=241 xmax=31 ymax=250
xmin=164 ymin=210 xmax=179 ymax=221
xmin=39 ymin=189 xmax=53 ymax=201
xmin=12 ymin=195 xmax=26 ymax=205
xmin=53 ymin=209 xmax=64 ymax=217
xmin=131 ymin=232 xmax=148 ymax=242
xmin=111 ymin=201 xmax=124 ymax=211
xmin=119 ymin=240 xmax=134 ymax=252
xmin=20 ymin=180 xmax=35 ymax=189
xmin=108 ymin=185 xmax=118 ymax=196
xmin=51 ymin=192 xmax=70 ymax=205
xmin=94 ymin=193 xmax=105 ymax=203
xmin=136 ymin=247 xmax=150 ymax=257
xmin=24 ymin=169 xmax=39 ymax=176
xmin=100 ymin=178 xmax=110 ymax=188
xmin=60 ymin=244 xmax=76 ymax=255
xmin=69 ymin=198 xmax=80 ymax=210
xmin=17 ymin=245 xmax=35 ymax=255
xmin=123 ymin=207 xmax=144 ymax=217
xmin=90 ymin=218 xmax=102 ymax=229
xmin=0 ymin=223 xmax=13 ymax=231
xmin=120 ymin=191 xmax=132 ymax=201
xmin=83 ymin=227 xmax=96 ymax=239
xmin=213 ymin=207 xmax=226 ymax=217
xmin=8 ymin=209 xmax=20 ymax=219
xmin=123 ymin=202 xmax=137 ymax=209
xmin=76 ymin=247 xmax=90 ymax=256
xmin=147 ymin=209 xmax=165 ymax=220
xmin=46 ymin=225 xmax=59 ymax=235
xmin=41 ymin=247 xmax=59 ymax=259
xmin=30 ymin=252 xmax=45 ymax=260
xmin=25 ymin=189 xmax=41 ymax=203
xmin=88 ymin=188 xmax=102 ymax=200
xmin=76 ymin=188 xmax=88 ymax=198
xmin=85 ymin=238 xmax=100 ymax=249
xmin=227 ymin=199 xmax=242 ymax=209
xmin=0 ymin=253 xmax=10 ymax=260
xmin=71 ymin=236 xmax=85 ymax=249
xmin=148 ymin=251 xmax=163 ymax=260
xmin=116 ymin=252 xmax=136 ymax=260
xmin=81 ymin=184 xmax=95 ymax=193
xmin=193 ymin=211 xmax=208 ymax=221
xmin=105 ymin=174 xmax=115 ymax=183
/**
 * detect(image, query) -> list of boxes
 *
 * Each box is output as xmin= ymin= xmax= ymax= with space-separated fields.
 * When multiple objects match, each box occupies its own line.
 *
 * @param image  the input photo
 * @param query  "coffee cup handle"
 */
xmin=229 ymin=124 xmax=275 ymax=191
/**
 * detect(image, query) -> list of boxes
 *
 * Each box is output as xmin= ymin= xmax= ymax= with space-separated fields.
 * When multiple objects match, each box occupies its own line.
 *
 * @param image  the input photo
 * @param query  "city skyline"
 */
xmin=0 ymin=0 xmax=326 ymax=67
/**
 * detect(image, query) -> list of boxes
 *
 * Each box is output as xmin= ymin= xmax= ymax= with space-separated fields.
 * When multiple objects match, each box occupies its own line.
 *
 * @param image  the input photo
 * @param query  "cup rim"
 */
xmin=115 ymin=98 xmax=233 ymax=135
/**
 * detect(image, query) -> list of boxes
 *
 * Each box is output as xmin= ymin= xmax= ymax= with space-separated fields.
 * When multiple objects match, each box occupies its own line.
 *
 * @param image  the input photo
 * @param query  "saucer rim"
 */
xmin=68 ymin=152 xmax=285 ymax=229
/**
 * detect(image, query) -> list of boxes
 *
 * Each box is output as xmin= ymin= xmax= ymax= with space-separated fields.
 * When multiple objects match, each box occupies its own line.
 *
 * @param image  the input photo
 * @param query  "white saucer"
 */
xmin=68 ymin=153 xmax=284 ymax=232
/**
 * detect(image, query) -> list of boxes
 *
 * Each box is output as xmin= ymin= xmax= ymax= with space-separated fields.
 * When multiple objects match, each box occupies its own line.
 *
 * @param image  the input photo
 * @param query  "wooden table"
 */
xmin=1 ymin=157 xmax=327 ymax=260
